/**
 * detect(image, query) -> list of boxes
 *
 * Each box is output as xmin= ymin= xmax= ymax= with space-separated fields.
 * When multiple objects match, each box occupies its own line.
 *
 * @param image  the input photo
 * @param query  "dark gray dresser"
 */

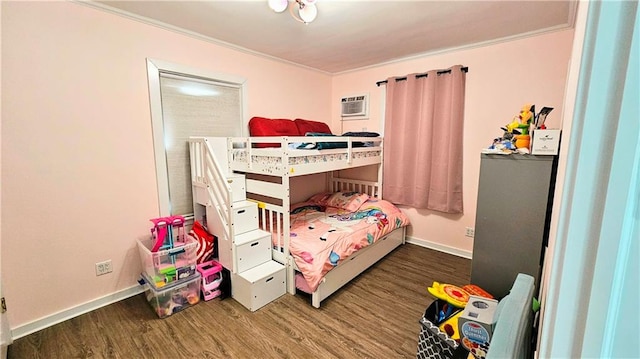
xmin=470 ymin=154 xmax=557 ymax=299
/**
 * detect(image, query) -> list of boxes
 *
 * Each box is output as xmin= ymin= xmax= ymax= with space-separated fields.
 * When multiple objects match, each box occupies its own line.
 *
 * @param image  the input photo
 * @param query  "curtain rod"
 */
xmin=375 ymin=66 xmax=469 ymax=87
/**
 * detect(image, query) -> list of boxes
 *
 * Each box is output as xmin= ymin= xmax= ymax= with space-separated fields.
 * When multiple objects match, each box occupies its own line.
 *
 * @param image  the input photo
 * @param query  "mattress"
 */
xmin=286 ymin=198 xmax=410 ymax=293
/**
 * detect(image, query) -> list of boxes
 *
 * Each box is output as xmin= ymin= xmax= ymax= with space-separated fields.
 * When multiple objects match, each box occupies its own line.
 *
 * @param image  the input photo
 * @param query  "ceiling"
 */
xmin=91 ymin=1 xmax=577 ymax=74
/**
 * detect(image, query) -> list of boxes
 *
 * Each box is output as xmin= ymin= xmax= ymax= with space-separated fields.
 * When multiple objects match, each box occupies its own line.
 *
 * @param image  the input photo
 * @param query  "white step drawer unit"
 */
xmin=234 ymin=229 xmax=272 ymax=273
xmin=192 ymin=174 xmax=245 ymax=206
xmin=231 ymin=261 xmax=286 ymax=312
xmin=227 ymin=174 xmax=246 ymax=203
xmin=232 ymin=200 xmax=258 ymax=235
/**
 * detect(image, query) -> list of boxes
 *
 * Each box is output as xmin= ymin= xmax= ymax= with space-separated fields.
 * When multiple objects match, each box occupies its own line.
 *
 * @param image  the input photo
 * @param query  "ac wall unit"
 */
xmin=341 ymin=94 xmax=369 ymax=118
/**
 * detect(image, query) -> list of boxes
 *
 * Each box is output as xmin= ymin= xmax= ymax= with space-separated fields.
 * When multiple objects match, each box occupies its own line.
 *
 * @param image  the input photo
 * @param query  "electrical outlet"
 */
xmin=465 ymin=227 xmax=475 ymax=238
xmin=95 ymin=260 xmax=113 ymax=276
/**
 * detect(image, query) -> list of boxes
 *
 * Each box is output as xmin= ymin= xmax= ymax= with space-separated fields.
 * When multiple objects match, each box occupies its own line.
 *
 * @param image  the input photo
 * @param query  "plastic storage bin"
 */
xmin=143 ymin=273 xmax=201 ymax=318
xmin=137 ymin=235 xmax=198 ymax=288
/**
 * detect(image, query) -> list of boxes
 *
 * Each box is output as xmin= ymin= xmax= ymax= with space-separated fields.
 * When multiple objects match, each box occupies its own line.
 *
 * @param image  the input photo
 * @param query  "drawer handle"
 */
xmin=237 ymin=209 xmax=245 ymax=214
xmin=266 ymin=276 xmax=274 ymax=282
xmin=250 ymin=242 xmax=259 ymax=247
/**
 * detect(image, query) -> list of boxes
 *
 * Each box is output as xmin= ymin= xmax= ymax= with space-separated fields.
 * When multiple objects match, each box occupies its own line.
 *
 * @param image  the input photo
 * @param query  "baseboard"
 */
xmin=406 ymin=236 xmax=473 ymax=259
xmin=11 ymin=285 xmax=144 ymax=340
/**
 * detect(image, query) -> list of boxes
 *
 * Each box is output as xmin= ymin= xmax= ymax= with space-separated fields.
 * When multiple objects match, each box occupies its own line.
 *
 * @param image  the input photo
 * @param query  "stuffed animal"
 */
xmin=519 ymin=104 xmax=534 ymax=125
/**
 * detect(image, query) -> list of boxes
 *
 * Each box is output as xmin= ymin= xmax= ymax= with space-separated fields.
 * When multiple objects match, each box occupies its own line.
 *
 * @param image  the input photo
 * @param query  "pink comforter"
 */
xmin=288 ymin=199 xmax=410 ymax=292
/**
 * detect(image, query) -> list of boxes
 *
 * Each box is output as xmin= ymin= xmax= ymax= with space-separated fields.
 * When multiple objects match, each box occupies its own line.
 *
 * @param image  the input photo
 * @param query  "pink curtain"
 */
xmin=382 ymin=65 xmax=466 ymax=213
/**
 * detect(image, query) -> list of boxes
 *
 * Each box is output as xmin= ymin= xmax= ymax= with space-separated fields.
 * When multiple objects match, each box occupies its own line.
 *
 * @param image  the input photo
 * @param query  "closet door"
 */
xmin=471 ymin=154 xmax=556 ymax=299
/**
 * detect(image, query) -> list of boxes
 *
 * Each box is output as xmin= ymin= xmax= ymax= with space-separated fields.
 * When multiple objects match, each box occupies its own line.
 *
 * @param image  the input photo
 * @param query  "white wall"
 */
xmin=539 ymin=1 xmax=640 ymax=357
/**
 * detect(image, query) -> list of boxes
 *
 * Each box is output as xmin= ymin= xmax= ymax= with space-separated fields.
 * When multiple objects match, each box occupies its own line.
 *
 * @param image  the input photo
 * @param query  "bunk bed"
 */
xmin=189 ymin=133 xmax=409 ymax=308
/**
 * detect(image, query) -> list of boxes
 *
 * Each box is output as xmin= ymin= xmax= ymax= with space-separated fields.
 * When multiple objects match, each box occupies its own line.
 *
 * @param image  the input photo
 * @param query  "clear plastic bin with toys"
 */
xmin=137 ymin=215 xmax=198 ymax=287
xmin=417 ymin=282 xmax=495 ymax=359
xmin=141 ymin=272 xmax=201 ymax=318
xmin=137 ymin=236 xmax=198 ymax=287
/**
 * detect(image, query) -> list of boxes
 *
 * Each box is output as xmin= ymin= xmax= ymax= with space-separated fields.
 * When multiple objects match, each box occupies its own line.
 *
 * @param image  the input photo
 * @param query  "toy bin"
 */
xmin=416 ymin=299 xmax=469 ymax=359
xmin=142 ymin=273 xmax=201 ymax=319
xmin=137 ymin=235 xmax=198 ymax=288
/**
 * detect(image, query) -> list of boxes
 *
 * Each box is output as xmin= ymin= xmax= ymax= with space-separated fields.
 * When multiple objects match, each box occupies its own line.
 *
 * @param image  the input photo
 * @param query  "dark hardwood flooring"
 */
xmin=9 ymin=244 xmax=471 ymax=359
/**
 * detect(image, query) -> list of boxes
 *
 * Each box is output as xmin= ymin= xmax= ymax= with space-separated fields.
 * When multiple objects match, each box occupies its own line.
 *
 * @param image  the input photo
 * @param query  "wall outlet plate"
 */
xmin=465 ymin=227 xmax=475 ymax=238
xmin=95 ymin=260 xmax=113 ymax=276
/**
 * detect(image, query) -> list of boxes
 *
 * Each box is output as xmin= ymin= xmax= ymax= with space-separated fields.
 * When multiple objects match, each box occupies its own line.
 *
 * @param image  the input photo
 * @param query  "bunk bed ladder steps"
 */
xmin=227 ymin=197 xmax=286 ymax=312
xmin=195 ymin=138 xmax=285 ymax=312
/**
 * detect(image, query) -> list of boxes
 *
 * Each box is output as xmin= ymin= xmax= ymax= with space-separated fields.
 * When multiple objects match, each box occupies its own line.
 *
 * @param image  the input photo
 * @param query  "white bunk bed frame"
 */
xmin=189 ymin=135 xmax=406 ymax=308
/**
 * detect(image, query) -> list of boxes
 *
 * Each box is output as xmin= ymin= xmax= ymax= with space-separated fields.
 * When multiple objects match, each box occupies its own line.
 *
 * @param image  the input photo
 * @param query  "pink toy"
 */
xmin=149 ymin=215 xmax=186 ymax=252
xmin=150 ymin=217 xmax=170 ymax=252
xmin=169 ymin=215 xmax=186 ymax=246
xmin=196 ymin=260 xmax=223 ymax=301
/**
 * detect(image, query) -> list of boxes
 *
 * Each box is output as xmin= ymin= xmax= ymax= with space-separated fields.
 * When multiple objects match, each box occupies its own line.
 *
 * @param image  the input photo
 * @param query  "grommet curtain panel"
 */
xmin=382 ymin=65 xmax=466 ymax=213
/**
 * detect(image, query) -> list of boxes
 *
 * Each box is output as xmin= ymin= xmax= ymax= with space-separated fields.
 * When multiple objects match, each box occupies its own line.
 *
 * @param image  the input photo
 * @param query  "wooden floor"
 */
xmin=9 ymin=244 xmax=471 ymax=359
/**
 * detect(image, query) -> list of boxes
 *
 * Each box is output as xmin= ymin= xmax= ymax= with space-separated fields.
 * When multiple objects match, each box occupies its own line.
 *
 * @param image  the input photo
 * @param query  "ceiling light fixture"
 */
xmin=268 ymin=0 xmax=318 ymax=24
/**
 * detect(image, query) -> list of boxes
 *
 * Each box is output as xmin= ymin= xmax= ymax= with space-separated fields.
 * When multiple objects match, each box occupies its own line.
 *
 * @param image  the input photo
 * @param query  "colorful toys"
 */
xmin=438 ymin=310 xmax=462 ymax=340
xmin=150 ymin=217 xmax=169 ymax=252
xmin=459 ymin=296 xmax=499 ymax=359
xmin=488 ymin=103 xmax=554 ymax=154
xmin=197 ymin=260 xmax=223 ymax=301
xmin=138 ymin=234 xmax=198 ymax=288
xmin=150 ymin=215 xmax=186 ymax=252
xmin=517 ymin=103 xmax=535 ymax=134
xmin=144 ymin=215 xmax=197 ymax=286
xmin=142 ymin=273 xmax=201 ymax=318
xmin=427 ymin=282 xmax=470 ymax=308
xmin=462 ymin=284 xmax=494 ymax=299
xmin=139 ymin=216 xmax=206 ymax=318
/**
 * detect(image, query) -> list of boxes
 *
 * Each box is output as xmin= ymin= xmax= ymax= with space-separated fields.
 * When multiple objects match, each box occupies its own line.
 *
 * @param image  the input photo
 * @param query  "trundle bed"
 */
xmin=189 ymin=126 xmax=409 ymax=308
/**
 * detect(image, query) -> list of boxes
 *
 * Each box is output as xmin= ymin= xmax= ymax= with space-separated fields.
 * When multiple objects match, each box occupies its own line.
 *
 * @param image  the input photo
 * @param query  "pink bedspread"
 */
xmin=288 ymin=199 xmax=410 ymax=292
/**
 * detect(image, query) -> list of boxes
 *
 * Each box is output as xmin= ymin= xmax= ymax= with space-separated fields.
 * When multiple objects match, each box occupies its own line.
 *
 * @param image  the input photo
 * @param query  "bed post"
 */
xmin=282 ymin=172 xmax=297 ymax=295
xmin=377 ymin=140 xmax=384 ymax=199
xmin=328 ymin=171 xmax=335 ymax=192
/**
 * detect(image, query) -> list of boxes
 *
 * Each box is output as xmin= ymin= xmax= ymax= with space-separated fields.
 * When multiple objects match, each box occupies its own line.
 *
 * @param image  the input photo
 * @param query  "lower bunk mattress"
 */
xmin=286 ymin=196 xmax=410 ymax=293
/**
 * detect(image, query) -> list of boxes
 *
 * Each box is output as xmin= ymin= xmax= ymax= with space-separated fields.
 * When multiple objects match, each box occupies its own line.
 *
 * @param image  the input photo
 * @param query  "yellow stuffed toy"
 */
xmin=518 ymin=104 xmax=534 ymax=125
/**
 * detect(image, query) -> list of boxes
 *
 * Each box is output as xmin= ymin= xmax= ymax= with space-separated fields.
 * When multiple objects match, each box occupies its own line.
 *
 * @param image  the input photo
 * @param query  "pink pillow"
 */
xmin=189 ymin=220 xmax=215 ymax=264
xmin=307 ymin=192 xmax=332 ymax=205
xmin=324 ymin=192 xmax=370 ymax=212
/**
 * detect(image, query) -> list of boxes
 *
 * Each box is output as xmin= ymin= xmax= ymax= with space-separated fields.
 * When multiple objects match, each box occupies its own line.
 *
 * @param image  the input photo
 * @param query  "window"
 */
xmin=147 ymin=59 xmax=247 ymax=217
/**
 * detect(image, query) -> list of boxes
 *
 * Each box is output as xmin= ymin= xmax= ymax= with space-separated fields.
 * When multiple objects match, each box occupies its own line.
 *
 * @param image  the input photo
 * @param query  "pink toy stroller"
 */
xmin=196 ymin=260 xmax=223 ymax=301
